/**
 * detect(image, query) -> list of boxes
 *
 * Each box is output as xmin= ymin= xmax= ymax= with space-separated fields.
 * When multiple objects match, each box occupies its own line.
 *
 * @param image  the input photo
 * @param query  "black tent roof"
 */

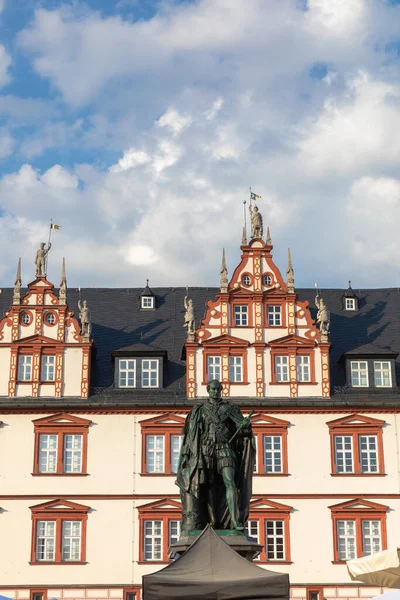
xmin=142 ymin=525 xmax=290 ymax=600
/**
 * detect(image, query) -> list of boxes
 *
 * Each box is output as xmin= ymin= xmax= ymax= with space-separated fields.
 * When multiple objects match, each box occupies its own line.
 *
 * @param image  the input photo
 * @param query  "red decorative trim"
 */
xmin=265 ymin=299 xmax=287 ymax=328
xmin=240 ymin=272 xmax=254 ymax=288
xmin=8 ymin=347 xmax=17 ymax=396
xmin=81 ymin=346 xmax=91 ymax=398
xmin=43 ymin=310 xmax=59 ymax=327
xmin=251 ymin=414 xmax=290 ymax=475
xmin=137 ymin=498 xmax=181 ymax=562
xmin=248 ymin=497 xmax=292 ymax=563
xmin=327 ymin=414 xmax=385 ymax=475
xmin=30 ymin=498 xmax=89 ymax=564
xmin=230 ymin=300 xmax=254 ymax=328
xmin=140 ymin=414 xmax=185 ymax=474
xmin=329 ymin=497 xmax=388 ymax=562
xmin=32 ymin=413 xmax=91 ymax=475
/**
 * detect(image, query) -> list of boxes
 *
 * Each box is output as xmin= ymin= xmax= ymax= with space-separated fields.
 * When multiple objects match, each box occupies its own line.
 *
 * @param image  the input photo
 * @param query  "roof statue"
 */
xmin=35 ymin=242 xmax=51 ymax=278
xmin=176 ymin=379 xmax=255 ymax=533
xmin=286 ymin=248 xmax=295 ymax=293
xmin=13 ymin=258 xmax=22 ymax=305
xmin=183 ymin=288 xmax=196 ymax=342
xmin=59 ymin=258 xmax=67 ymax=305
xmin=78 ymin=293 xmax=91 ymax=340
xmin=266 ymin=226 xmax=272 ymax=246
xmin=220 ymin=248 xmax=228 ymax=293
xmin=315 ymin=289 xmax=330 ymax=341
xmin=249 ymin=204 xmax=263 ymax=239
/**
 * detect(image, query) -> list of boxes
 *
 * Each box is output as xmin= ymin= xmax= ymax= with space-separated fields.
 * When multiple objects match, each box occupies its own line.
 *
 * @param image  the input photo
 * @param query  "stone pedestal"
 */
xmin=169 ymin=529 xmax=263 ymax=562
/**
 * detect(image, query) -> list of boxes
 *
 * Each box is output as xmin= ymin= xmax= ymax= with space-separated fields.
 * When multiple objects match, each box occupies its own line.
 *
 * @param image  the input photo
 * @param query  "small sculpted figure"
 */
xmin=35 ymin=243 xmax=51 ymax=278
xmin=183 ymin=294 xmax=195 ymax=336
xmin=249 ymin=205 xmax=263 ymax=239
xmin=315 ymin=293 xmax=330 ymax=336
xmin=78 ymin=299 xmax=91 ymax=338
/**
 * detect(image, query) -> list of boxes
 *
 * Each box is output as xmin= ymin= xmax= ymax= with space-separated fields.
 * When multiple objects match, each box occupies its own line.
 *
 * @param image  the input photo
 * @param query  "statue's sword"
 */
xmin=228 ymin=410 xmax=255 ymax=444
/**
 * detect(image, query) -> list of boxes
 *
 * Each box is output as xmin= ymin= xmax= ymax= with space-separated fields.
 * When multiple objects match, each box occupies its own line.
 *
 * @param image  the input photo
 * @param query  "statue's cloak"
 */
xmin=175 ymin=402 xmax=255 ymax=529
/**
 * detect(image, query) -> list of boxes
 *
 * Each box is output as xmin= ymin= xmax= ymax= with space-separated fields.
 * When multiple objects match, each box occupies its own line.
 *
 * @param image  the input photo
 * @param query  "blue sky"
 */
xmin=1 ymin=0 xmax=400 ymax=289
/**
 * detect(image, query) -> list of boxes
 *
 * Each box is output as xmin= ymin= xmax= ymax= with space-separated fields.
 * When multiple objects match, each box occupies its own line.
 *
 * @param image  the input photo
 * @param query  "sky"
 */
xmin=0 ymin=0 xmax=400 ymax=290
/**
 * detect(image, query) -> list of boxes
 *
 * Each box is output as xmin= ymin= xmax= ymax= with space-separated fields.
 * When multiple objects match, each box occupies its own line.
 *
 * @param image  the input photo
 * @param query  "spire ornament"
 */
xmin=286 ymin=248 xmax=295 ymax=293
xmin=266 ymin=227 xmax=272 ymax=246
xmin=315 ymin=286 xmax=330 ymax=342
xmin=59 ymin=258 xmax=67 ymax=304
xmin=13 ymin=258 xmax=22 ymax=305
xmin=220 ymin=248 xmax=228 ymax=293
xmin=241 ymin=226 xmax=247 ymax=246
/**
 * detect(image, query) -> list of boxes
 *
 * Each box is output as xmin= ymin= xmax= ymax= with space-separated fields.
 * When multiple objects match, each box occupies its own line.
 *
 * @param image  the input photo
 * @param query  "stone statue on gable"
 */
xmin=315 ymin=292 xmax=330 ymax=338
xmin=249 ymin=204 xmax=263 ymax=239
xmin=183 ymin=289 xmax=195 ymax=341
xmin=35 ymin=242 xmax=52 ymax=278
xmin=78 ymin=299 xmax=92 ymax=339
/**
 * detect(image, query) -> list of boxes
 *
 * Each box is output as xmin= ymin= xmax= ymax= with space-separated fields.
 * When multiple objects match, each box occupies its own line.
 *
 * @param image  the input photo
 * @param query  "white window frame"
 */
xmin=374 ymin=361 xmax=392 ymax=388
xmin=64 ymin=434 xmax=83 ymax=473
xmin=234 ymin=305 xmax=248 ymax=326
xmin=345 ymin=298 xmax=356 ymax=311
xmin=144 ymin=520 xmax=163 ymax=561
xmin=242 ymin=275 xmax=251 ymax=286
xmin=41 ymin=355 xmax=55 ymax=382
xmin=62 ymin=520 xmax=82 ymax=561
xmin=268 ymin=305 xmax=281 ymax=326
xmin=350 ymin=361 xmax=369 ymax=387
xmin=146 ymin=435 xmax=165 ymax=473
xmin=18 ymin=355 xmax=32 ymax=381
xmin=247 ymin=520 xmax=260 ymax=560
xmin=45 ymin=312 xmax=56 ymax=325
xmin=170 ymin=434 xmax=183 ymax=474
xmin=337 ymin=519 xmax=356 ymax=561
xmin=141 ymin=296 xmax=154 ymax=309
xmin=38 ymin=434 xmax=58 ymax=473
xmin=207 ymin=356 xmax=221 ymax=381
xmin=296 ymin=355 xmax=310 ymax=382
xmin=362 ymin=520 xmax=382 ymax=556
xmin=264 ymin=435 xmax=283 ymax=473
xmin=334 ymin=435 xmax=354 ymax=473
xmin=263 ymin=274 xmax=272 ymax=286
xmin=229 ymin=356 xmax=243 ymax=382
xmin=359 ymin=435 xmax=378 ymax=473
xmin=275 ymin=356 xmax=289 ymax=382
xmin=21 ymin=312 xmax=30 ymax=324
xmin=169 ymin=519 xmax=181 ymax=546
xmin=266 ymin=520 xmax=285 ymax=561
xmin=36 ymin=520 xmax=56 ymax=561
xmin=141 ymin=359 xmax=159 ymax=388
xmin=118 ymin=359 xmax=136 ymax=388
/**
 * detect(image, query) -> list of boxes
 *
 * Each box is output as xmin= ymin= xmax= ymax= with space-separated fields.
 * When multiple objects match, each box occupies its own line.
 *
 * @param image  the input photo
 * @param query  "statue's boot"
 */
xmin=226 ymin=485 xmax=240 ymax=530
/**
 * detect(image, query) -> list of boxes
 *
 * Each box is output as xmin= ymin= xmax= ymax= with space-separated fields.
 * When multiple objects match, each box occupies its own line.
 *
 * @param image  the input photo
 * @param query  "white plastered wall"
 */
xmin=63 ymin=347 xmax=83 ymax=396
xmin=0 ymin=347 xmax=10 ymax=395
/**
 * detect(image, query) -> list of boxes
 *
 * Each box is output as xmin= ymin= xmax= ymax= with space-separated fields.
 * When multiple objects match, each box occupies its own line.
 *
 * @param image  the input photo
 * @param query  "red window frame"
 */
xmin=248 ymin=498 xmax=292 ymax=564
xmin=137 ymin=499 xmax=181 ymax=563
xmin=329 ymin=498 xmax=388 ymax=563
xmin=202 ymin=347 xmax=249 ymax=385
xmin=124 ymin=589 xmax=141 ymax=600
xmin=30 ymin=590 xmax=48 ymax=600
xmin=250 ymin=413 xmax=290 ymax=476
xmin=327 ymin=414 xmax=385 ymax=476
xmin=30 ymin=499 xmax=89 ymax=564
xmin=140 ymin=413 xmax=186 ymax=475
xmin=230 ymin=301 xmax=253 ymax=328
xmin=32 ymin=413 xmax=91 ymax=476
xmin=269 ymin=344 xmax=316 ymax=385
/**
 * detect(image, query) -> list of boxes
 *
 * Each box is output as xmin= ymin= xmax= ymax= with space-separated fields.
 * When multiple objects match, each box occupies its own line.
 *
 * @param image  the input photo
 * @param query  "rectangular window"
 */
xmin=41 ymin=355 xmax=55 ymax=382
xmin=170 ymin=435 xmax=182 ymax=474
xmin=264 ymin=435 xmax=282 ymax=473
xmin=64 ymin=434 xmax=83 ymax=473
xmin=247 ymin=519 xmax=260 ymax=560
xmin=362 ymin=520 xmax=381 ymax=556
xmin=374 ymin=362 xmax=392 ymax=387
xmin=345 ymin=298 xmax=356 ymax=310
xmin=337 ymin=520 xmax=356 ymax=561
xmin=146 ymin=435 xmax=164 ymax=473
xmin=142 ymin=360 xmax=159 ymax=387
xmin=207 ymin=356 xmax=221 ymax=381
xmin=38 ymin=434 xmax=57 ymax=473
xmin=229 ymin=356 xmax=243 ymax=382
xmin=141 ymin=296 xmax=154 ymax=309
xmin=266 ymin=520 xmax=285 ymax=560
xmin=169 ymin=520 xmax=181 ymax=546
xmin=18 ymin=355 xmax=32 ymax=381
xmin=119 ymin=360 xmax=136 ymax=388
xmin=62 ymin=521 xmax=81 ymax=561
xmin=36 ymin=521 xmax=56 ymax=561
xmin=359 ymin=436 xmax=378 ymax=473
xmin=234 ymin=305 xmax=248 ymax=326
xmin=351 ymin=361 xmax=368 ymax=387
xmin=296 ymin=355 xmax=310 ymax=382
xmin=334 ymin=436 xmax=354 ymax=473
xmin=268 ymin=306 xmax=281 ymax=326
xmin=144 ymin=520 xmax=162 ymax=561
xmin=275 ymin=356 xmax=289 ymax=382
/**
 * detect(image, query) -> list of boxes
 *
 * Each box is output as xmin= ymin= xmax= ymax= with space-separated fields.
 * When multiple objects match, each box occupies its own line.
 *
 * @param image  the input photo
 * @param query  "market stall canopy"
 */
xmin=371 ymin=590 xmax=400 ymax=600
xmin=347 ymin=548 xmax=400 ymax=588
xmin=142 ymin=524 xmax=290 ymax=600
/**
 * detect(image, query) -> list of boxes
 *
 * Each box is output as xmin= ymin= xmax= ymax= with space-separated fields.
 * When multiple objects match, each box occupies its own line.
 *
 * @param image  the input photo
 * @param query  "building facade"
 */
xmin=0 ymin=231 xmax=399 ymax=600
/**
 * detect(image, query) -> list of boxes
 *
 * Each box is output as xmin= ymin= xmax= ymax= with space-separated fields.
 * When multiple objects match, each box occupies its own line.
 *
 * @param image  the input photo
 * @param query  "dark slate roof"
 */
xmin=342 ymin=343 xmax=398 ymax=357
xmin=343 ymin=282 xmax=358 ymax=298
xmin=0 ymin=286 xmax=400 ymax=407
xmin=111 ymin=342 xmax=167 ymax=356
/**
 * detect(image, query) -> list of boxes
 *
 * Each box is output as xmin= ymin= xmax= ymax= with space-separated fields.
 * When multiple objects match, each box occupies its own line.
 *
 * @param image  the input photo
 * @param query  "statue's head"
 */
xmin=189 ymin=299 xmax=193 ymax=306
xmin=254 ymin=205 xmax=258 ymax=212
xmin=207 ymin=379 xmax=222 ymax=401
xmin=40 ymin=242 xmax=45 ymax=249
xmin=83 ymin=300 xmax=87 ymax=308
xmin=320 ymin=298 xmax=325 ymax=307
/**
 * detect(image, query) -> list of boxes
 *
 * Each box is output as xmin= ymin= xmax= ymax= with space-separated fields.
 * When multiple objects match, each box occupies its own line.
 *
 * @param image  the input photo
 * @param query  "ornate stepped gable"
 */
xmin=186 ymin=236 xmax=330 ymax=399
xmin=0 ymin=271 xmax=92 ymax=399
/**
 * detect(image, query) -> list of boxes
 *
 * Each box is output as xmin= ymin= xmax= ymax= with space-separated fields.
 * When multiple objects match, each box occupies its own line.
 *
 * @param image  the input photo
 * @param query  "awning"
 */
xmin=347 ymin=548 xmax=400 ymax=588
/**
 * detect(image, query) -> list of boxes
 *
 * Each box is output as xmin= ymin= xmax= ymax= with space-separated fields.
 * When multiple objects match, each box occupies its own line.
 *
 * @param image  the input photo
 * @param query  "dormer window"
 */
xmin=342 ymin=344 xmax=398 ymax=389
xmin=345 ymin=298 xmax=356 ymax=311
xmin=343 ymin=281 xmax=358 ymax=311
xmin=141 ymin=296 xmax=154 ymax=309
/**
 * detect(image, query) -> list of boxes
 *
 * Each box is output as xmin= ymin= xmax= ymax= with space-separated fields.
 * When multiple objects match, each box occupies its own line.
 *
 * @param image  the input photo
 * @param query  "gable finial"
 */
xmin=241 ymin=226 xmax=247 ymax=246
xmin=13 ymin=258 xmax=22 ymax=305
xmin=266 ymin=226 xmax=272 ymax=246
xmin=286 ymin=248 xmax=295 ymax=293
xmin=59 ymin=258 xmax=67 ymax=304
xmin=348 ymin=280 xmax=352 ymax=288
xmin=220 ymin=248 xmax=228 ymax=293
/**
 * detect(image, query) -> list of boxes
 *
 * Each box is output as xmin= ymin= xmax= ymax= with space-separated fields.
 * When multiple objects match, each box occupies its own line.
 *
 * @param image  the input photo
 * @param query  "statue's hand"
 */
xmin=240 ymin=417 xmax=252 ymax=437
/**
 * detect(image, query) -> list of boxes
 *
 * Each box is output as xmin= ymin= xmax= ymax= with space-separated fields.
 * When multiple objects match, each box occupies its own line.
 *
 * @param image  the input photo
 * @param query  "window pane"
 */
xmin=296 ymin=355 xmax=310 ymax=382
xmin=334 ymin=436 xmax=354 ymax=473
xmin=170 ymin=435 xmax=183 ymax=474
xmin=337 ymin=520 xmax=356 ymax=560
xmin=39 ymin=434 xmax=58 ymax=473
xmin=144 ymin=520 xmax=163 ymax=560
xmin=275 ymin=356 xmax=288 ymax=382
xmin=146 ymin=435 xmax=164 ymax=473
xmin=266 ymin=520 xmax=285 ymax=560
xmin=119 ymin=359 xmax=136 ymax=388
xmin=142 ymin=360 xmax=159 ymax=387
xmin=62 ymin=520 xmax=81 ymax=561
xmin=234 ymin=305 xmax=248 ymax=326
xmin=229 ymin=356 xmax=243 ymax=382
xmin=207 ymin=356 xmax=221 ymax=381
xmin=64 ymin=434 xmax=83 ymax=473
xmin=36 ymin=520 xmax=56 ymax=561
xmin=374 ymin=361 xmax=391 ymax=387
xmin=264 ymin=435 xmax=282 ymax=473
xmin=359 ymin=435 xmax=378 ymax=473
xmin=268 ymin=306 xmax=281 ymax=326
xmin=362 ymin=520 xmax=381 ymax=556
xmin=351 ymin=361 xmax=368 ymax=387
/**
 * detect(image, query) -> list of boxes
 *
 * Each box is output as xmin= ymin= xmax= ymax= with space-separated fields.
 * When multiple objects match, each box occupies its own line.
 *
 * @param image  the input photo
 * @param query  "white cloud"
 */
xmin=109 ymin=149 xmax=151 ymax=173
xmin=156 ymin=108 xmax=192 ymax=136
xmin=41 ymin=165 xmax=78 ymax=189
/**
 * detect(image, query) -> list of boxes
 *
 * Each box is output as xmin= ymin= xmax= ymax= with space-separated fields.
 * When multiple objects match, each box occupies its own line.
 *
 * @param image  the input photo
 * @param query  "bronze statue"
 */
xmin=249 ymin=204 xmax=263 ymax=239
xmin=176 ymin=380 xmax=255 ymax=533
xmin=35 ymin=242 xmax=51 ymax=278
